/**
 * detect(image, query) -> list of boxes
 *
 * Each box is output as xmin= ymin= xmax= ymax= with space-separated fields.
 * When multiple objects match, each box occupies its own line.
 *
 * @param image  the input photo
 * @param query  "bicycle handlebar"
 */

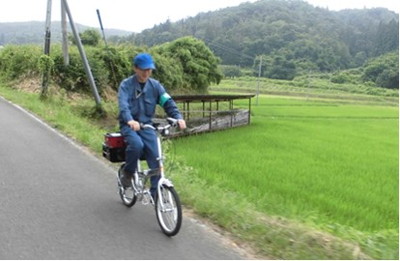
xmin=140 ymin=118 xmax=179 ymax=133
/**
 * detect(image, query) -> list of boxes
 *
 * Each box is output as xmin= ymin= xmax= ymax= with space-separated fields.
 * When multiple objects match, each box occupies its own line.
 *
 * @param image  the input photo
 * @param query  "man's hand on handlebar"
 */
xmin=127 ymin=120 xmax=141 ymax=131
xmin=167 ymin=118 xmax=186 ymax=130
xmin=177 ymin=119 xmax=186 ymax=130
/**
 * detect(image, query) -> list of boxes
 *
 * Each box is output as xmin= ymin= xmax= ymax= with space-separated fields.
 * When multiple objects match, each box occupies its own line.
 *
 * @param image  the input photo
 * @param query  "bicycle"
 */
xmin=113 ymin=118 xmax=182 ymax=237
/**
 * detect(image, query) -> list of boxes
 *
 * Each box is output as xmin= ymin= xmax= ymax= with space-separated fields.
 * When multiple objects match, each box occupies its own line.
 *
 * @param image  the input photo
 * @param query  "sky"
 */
xmin=0 ymin=0 xmax=398 ymax=32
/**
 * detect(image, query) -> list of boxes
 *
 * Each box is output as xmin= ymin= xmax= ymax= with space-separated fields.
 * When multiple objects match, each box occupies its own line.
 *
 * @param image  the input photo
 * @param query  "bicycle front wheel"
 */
xmin=155 ymin=186 xmax=182 ymax=237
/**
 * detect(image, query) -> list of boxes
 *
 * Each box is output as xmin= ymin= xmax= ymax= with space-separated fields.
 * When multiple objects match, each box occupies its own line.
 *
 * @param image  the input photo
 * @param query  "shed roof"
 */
xmin=172 ymin=94 xmax=255 ymax=102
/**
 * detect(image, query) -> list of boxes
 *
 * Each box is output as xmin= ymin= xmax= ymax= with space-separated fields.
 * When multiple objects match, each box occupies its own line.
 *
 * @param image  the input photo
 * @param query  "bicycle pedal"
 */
xmin=141 ymin=192 xmax=154 ymax=206
xmin=142 ymin=195 xmax=150 ymax=205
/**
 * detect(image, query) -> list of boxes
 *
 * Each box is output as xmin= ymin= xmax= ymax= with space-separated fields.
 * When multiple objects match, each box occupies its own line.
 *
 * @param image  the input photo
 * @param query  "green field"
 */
xmin=172 ymin=94 xmax=399 ymax=257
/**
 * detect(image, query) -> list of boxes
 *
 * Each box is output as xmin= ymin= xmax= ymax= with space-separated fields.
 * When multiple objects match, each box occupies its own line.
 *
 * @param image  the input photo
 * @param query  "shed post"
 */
xmin=209 ymin=100 xmax=212 ymax=131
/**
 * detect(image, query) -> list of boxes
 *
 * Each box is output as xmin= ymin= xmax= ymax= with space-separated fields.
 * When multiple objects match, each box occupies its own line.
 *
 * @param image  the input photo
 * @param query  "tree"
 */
xmin=220 ymin=65 xmax=242 ymax=78
xmin=159 ymin=37 xmax=223 ymax=92
xmin=69 ymin=29 xmax=101 ymax=46
xmin=80 ymin=29 xmax=101 ymax=46
xmin=375 ymin=19 xmax=399 ymax=56
xmin=267 ymin=55 xmax=296 ymax=80
xmin=362 ymin=52 xmax=399 ymax=89
xmin=150 ymin=52 xmax=184 ymax=92
xmin=116 ymin=0 xmax=398 ymax=76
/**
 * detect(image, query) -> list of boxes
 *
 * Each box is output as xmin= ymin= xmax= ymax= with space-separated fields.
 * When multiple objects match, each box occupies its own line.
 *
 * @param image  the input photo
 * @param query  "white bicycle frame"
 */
xmin=136 ymin=119 xmax=176 ymax=207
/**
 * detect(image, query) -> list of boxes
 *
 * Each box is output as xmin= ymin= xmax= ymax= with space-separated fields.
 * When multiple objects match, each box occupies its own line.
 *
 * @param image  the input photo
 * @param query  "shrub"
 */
xmin=331 ymin=73 xmax=350 ymax=84
xmin=362 ymin=52 xmax=399 ymax=89
xmin=51 ymin=45 xmax=109 ymax=94
xmin=0 ymin=37 xmax=225 ymax=95
xmin=220 ymin=65 xmax=242 ymax=78
xmin=93 ymin=46 xmax=132 ymax=90
xmin=0 ymin=45 xmax=42 ymax=79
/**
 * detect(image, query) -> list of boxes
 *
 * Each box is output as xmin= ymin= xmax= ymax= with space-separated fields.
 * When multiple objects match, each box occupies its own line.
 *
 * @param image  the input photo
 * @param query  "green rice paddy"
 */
xmin=173 ymin=96 xmax=398 ymax=233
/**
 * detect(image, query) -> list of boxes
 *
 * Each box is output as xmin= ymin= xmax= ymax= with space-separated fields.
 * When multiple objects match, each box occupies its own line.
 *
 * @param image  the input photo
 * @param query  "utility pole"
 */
xmin=61 ymin=0 xmax=69 ymax=65
xmin=41 ymin=0 xmax=52 ymax=97
xmin=256 ymin=55 xmax=262 ymax=106
xmin=61 ymin=0 xmax=102 ymax=107
xmin=43 ymin=0 xmax=52 ymax=55
xmin=96 ymin=9 xmax=107 ymax=46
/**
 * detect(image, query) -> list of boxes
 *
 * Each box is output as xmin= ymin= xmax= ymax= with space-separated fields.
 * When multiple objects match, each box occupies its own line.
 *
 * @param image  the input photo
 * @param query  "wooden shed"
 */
xmin=158 ymin=94 xmax=255 ymax=137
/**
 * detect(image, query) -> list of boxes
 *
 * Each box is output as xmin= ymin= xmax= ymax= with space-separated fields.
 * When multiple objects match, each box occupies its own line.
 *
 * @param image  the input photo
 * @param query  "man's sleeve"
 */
xmin=118 ymin=80 xmax=133 ymax=123
xmin=157 ymin=83 xmax=183 ymax=120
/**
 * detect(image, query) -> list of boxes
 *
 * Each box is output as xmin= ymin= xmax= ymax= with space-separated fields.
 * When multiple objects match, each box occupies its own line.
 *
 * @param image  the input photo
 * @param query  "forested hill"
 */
xmin=121 ymin=0 xmax=398 ymax=73
xmin=0 ymin=21 xmax=132 ymax=45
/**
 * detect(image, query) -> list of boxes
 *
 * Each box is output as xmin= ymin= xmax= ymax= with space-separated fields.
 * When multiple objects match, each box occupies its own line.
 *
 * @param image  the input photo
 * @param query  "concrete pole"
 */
xmin=61 ymin=0 xmax=101 ymax=106
xmin=41 ymin=0 xmax=52 ymax=97
xmin=43 ymin=0 xmax=52 ymax=55
xmin=61 ymin=0 xmax=69 ymax=65
xmin=256 ymin=56 xmax=262 ymax=106
xmin=96 ymin=9 xmax=108 ymax=46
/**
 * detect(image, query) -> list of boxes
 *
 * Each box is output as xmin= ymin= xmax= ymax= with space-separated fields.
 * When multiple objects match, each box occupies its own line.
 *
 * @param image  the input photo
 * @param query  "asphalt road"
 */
xmin=0 ymin=97 xmax=247 ymax=259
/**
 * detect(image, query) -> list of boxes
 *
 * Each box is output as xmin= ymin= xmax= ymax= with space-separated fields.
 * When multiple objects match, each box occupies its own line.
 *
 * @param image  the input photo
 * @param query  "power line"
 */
xmin=204 ymin=39 xmax=254 ymax=62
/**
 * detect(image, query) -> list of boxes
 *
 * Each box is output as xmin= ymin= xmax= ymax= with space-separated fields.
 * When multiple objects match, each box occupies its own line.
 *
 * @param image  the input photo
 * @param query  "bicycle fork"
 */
xmin=155 ymin=136 xmax=175 ymax=212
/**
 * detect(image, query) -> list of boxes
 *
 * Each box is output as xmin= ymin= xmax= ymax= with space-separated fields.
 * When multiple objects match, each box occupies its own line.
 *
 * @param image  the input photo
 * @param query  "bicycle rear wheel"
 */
xmin=155 ymin=186 xmax=182 ymax=236
xmin=118 ymin=164 xmax=137 ymax=207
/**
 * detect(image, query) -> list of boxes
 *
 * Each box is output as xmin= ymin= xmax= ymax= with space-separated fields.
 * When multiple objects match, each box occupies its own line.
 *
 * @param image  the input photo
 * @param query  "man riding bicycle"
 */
xmin=118 ymin=53 xmax=186 ymax=199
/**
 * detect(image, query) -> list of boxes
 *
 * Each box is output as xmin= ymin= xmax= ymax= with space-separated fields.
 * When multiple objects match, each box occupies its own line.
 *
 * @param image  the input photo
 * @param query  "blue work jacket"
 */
xmin=118 ymin=75 xmax=182 ymax=125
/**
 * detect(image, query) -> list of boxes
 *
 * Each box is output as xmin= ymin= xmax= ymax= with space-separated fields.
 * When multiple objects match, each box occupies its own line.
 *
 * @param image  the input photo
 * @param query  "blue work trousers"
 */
xmin=120 ymin=125 xmax=160 ymax=194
